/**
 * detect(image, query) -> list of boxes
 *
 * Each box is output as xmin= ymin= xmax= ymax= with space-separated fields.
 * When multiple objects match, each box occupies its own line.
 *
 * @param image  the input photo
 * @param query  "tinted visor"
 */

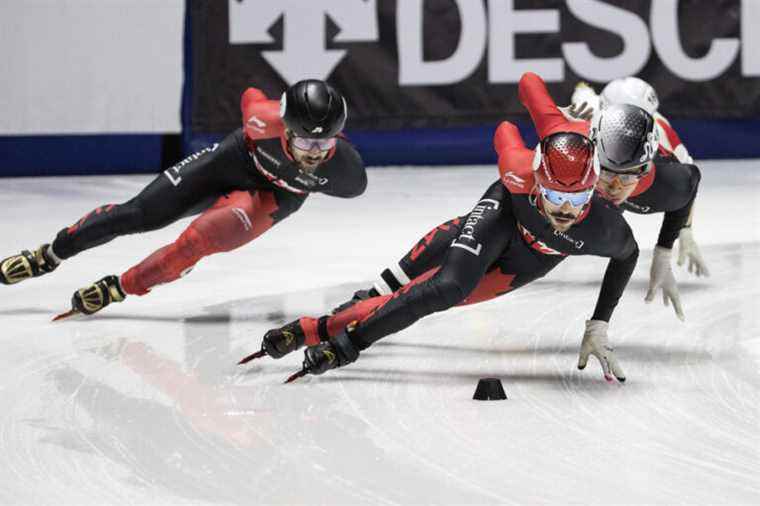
xmin=291 ymin=137 xmax=337 ymax=152
xmin=540 ymin=187 xmax=594 ymax=207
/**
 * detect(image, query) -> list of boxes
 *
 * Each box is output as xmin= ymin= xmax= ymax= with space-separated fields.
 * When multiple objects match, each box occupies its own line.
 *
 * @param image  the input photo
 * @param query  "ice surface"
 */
xmin=0 ymin=161 xmax=758 ymax=505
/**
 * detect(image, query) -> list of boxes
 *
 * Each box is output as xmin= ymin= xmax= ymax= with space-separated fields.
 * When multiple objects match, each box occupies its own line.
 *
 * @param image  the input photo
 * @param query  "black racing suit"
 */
xmin=345 ymin=180 xmax=639 ymax=351
xmin=51 ymin=129 xmax=367 ymax=259
xmin=621 ymin=150 xmax=701 ymax=248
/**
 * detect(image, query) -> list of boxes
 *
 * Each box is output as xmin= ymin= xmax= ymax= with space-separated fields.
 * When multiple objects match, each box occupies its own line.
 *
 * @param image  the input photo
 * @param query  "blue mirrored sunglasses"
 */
xmin=540 ymin=187 xmax=594 ymax=207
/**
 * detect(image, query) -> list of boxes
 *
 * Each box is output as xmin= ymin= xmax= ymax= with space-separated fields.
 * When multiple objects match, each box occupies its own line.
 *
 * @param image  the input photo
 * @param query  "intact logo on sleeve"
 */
xmin=164 ymin=143 xmax=220 ymax=187
xmin=451 ymin=198 xmax=500 ymax=256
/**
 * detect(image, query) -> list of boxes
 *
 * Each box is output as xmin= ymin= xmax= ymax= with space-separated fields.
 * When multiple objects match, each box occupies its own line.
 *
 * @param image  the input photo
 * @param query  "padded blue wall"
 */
xmin=1 ymin=117 xmax=759 ymax=177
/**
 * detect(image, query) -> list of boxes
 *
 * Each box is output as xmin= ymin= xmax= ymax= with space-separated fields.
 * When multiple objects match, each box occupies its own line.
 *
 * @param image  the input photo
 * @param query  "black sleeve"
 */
xmin=349 ymin=181 xmax=514 ymax=351
xmin=591 ymin=218 xmax=639 ymax=322
xmin=657 ymin=164 xmax=701 ymax=248
xmin=53 ymin=129 xmax=261 ymax=259
xmin=625 ymin=157 xmax=702 ymax=249
xmin=591 ymin=246 xmax=639 ymax=322
xmin=314 ymin=140 xmax=367 ymax=198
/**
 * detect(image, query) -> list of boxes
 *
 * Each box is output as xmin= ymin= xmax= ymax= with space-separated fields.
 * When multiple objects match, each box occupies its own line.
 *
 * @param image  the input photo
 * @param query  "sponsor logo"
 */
xmin=230 ymin=207 xmax=253 ymax=231
xmin=295 ymin=174 xmax=328 ymax=187
xmin=640 ymin=130 xmax=659 ymax=163
xmin=622 ymin=200 xmax=651 ymax=213
xmin=229 ymin=1 xmax=758 ymax=85
xmin=229 ymin=1 xmax=379 ymax=84
xmin=502 ymin=171 xmax=526 ymax=188
xmin=517 ymin=223 xmax=566 ymax=256
xmin=164 ymin=143 xmax=219 ymax=187
xmin=553 ymin=229 xmax=585 ymax=249
xmin=451 ymin=198 xmax=500 ymax=256
xmin=247 ymin=115 xmax=267 ymax=133
xmin=252 ymin=152 xmax=307 ymax=195
xmin=248 ymin=116 xmax=266 ymax=128
xmin=394 ymin=2 xmax=757 ymax=84
xmin=256 ymin=146 xmax=282 ymax=167
xmin=311 ymin=126 xmax=324 ymax=134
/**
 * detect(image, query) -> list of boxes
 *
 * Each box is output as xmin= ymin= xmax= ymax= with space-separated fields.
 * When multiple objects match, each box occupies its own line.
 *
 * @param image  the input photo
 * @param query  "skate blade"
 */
xmin=237 ymin=349 xmax=267 ymax=365
xmin=284 ymin=368 xmax=308 ymax=384
xmin=52 ymin=309 xmax=80 ymax=322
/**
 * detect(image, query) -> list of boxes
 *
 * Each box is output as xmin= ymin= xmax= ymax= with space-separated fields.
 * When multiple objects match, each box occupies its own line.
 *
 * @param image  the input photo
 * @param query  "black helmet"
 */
xmin=592 ymin=103 xmax=659 ymax=173
xmin=280 ymin=80 xmax=347 ymax=139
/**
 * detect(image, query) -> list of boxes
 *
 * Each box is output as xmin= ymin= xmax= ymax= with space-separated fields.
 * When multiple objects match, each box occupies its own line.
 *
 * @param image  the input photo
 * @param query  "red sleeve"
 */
xmin=493 ymin=121 xmax=535 ymax=195
xmin=241 ymin=88 xmax=285 ymax=141
xmin=518 ymin=72 xmax=589 ymax=139
xmin=656 ymin=117 xmax=683 ymax=151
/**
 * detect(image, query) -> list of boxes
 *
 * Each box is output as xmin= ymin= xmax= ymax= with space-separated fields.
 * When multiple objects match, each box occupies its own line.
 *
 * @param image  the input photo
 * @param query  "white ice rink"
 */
xmin=0 ymin=161 xmax=758 ymax=505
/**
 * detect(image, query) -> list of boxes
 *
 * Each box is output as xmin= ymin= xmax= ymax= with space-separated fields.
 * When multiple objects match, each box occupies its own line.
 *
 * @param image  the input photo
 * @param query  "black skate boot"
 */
xmin=284 ymin=330 xmax=359 ymax=383
xmin=238 ymin=318 xmax=311 ymax=364
xmin=0 ymin=244 xmax=60 ymax=285
xmin=55 ymin=275 xmax=126 ymax=320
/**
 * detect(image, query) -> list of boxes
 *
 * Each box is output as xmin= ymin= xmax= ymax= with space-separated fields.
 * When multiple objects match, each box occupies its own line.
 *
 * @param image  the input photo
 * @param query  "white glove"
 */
xmin=559 ymin=101 xmax=594 ymax=121
xmin=645 ymin=246 xmax=685 ymax=321
xmin=577 ymin=320 xmax=626 ymax=382
xmin=677 ymin=227 xmax=710 ymax=277
xmin=571 ymin=82 xmax=600 ymax=110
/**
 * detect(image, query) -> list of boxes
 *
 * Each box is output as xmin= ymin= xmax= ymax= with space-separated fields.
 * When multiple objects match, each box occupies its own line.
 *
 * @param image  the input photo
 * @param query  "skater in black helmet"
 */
xmin=0 ymin=80 xmax=367 ymax=318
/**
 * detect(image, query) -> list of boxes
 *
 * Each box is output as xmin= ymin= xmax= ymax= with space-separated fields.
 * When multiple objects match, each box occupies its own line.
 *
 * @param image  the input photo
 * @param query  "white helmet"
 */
xmin=600 ymin=77 xmax=659 ymax=117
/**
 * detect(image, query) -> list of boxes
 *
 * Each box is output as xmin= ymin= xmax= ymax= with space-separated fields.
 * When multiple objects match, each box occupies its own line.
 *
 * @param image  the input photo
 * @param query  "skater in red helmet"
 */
xmin=243 ymin=73 xmax=638 ymax=383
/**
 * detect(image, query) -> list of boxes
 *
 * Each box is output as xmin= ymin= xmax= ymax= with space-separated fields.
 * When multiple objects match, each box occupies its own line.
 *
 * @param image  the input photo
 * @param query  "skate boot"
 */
xmin=0 ymin=244 xmax=60 ymax=285
xmin=285 ymin=330 xmax=359 ymax=383
xmin=55 ymin=275 xmax=126 ymax=320
xmin=238 ymin=318 xmax=310 ymax=364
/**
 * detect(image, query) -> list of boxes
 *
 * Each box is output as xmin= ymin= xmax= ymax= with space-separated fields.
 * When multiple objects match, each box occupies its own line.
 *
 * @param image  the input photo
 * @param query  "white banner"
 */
xmin=0 ymin=0 xmax=184 ymax=135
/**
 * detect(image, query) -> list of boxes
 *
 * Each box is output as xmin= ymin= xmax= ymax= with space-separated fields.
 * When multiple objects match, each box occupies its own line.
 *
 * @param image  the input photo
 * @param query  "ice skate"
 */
xmin=54 ymin=275 xmax=126 ymax=321
xmin=284 ymin=331 xmax=359 ymax=383
xmin=0 ymin=244 xmax=60 ymax=285
xmin=238 ymin=318 xmax=309 ymax=364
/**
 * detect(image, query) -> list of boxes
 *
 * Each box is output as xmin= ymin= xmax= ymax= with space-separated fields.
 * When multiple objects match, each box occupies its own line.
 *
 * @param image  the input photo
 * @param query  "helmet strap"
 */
xmin=531 ymin=145 xmax=542 ymax=172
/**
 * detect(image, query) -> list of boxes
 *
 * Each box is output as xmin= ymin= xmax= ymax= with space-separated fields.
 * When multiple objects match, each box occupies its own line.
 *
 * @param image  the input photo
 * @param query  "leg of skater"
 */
xmin=2 ymin=130 xmax=256 ymax=286
xmin=58 ymin=188 xmax=306 ymax=317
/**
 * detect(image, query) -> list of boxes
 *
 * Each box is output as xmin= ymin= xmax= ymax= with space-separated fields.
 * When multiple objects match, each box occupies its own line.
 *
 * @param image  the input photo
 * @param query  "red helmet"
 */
xmin=533 ymin=132 xmax=600 ymax=192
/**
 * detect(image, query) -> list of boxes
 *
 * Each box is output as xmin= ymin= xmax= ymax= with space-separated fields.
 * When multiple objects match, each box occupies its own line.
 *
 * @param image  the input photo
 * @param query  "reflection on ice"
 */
xmin=0 ymin=163 xmax=758 ymax=504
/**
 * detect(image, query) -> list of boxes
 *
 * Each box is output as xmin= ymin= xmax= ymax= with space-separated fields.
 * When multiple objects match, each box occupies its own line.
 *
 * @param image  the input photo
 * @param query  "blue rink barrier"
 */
xmin=186 ymin=118 xmax=760 ymax=168
xmin=0 ymin=134 xmax=164 ymax=177
xmin=0 ymin=119 xmax=759 ymax=177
